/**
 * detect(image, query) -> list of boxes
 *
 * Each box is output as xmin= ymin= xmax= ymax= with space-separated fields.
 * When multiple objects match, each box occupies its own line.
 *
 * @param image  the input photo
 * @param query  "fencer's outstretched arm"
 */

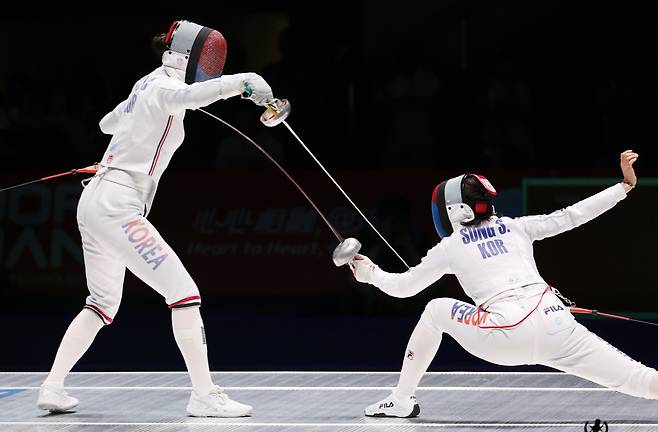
xmin=350 ymin=245 xmax=450 ymax=298
xmin=518 ymin=150 xmax=638 ymax=242
xmin=155 ymin=72 xmax=273 ymax=113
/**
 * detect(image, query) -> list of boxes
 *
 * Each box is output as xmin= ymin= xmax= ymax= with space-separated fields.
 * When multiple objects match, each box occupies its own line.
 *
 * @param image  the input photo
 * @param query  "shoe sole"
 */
xmin=365 ymin=404 xmax=420 ymax=418
xmin=187 ymin=408 xmax=253 ymax=418
xmin=37 ymin=402 xmax=78 ymax=412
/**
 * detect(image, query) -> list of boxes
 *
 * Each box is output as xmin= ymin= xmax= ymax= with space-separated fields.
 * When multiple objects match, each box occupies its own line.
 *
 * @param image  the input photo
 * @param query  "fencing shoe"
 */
xmin=187 ymin=385 xmax=252 ymax=417
xmin=364 ymin=392 xmax=420 ymax=418
xmin=37 ymin=383 xmax=79 ymax=412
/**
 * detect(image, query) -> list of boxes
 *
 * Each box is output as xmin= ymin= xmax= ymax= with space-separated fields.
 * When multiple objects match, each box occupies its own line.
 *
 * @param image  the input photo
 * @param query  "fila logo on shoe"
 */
xmin=379 ymin=402 xmax=394 ymax=409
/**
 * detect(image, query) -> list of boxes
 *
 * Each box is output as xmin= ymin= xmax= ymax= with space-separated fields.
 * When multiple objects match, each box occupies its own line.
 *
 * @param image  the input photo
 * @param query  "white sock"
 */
xmin=394 ymin=320 xmax=442 ymax=399
xmin=172 ymin=306 xmax=215 ymax=397
xmin=43 ymin=308 xmax=104 ymax=387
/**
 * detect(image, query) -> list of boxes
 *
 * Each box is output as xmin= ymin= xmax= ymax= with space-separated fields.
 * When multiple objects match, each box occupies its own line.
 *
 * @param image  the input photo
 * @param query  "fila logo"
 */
xmin=543 ymin=305 xmax=564 ymax=315
xmin=379 ymin=402 xmax=394 ymax=409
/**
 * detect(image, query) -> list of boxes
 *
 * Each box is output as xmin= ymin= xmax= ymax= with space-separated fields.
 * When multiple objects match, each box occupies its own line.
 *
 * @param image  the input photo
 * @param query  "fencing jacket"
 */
xmin=368 ymin=184 xmax=628 ymax=306
xmin=97 ymin=66 xmax=242 ymax=212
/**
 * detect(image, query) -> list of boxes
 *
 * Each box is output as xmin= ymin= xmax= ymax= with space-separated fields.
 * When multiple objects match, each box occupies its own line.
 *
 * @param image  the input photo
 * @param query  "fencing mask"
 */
xmin=162 ymin=20 xmax=227 ymax=84
xmin=431 ymin=174 xmax=497 ymax=238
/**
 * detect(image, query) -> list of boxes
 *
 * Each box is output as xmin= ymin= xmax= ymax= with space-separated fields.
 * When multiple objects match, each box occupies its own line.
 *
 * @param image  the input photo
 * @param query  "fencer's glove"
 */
xmin=240 ymin=73 xmax=274 ymax=106
xmin=349 ymin=254 xmax=379 ymax=284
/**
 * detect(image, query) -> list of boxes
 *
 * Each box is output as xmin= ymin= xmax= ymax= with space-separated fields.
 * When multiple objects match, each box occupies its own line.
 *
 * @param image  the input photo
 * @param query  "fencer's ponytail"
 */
xmin=151 ymin=32 xmax=167 ymax=61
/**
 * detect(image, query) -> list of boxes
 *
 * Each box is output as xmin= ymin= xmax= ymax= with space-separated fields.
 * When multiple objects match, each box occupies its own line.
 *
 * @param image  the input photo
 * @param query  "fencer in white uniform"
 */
xmin=351 ymin=151 xmax=658 ymax=418
xmin=37 ymin=20 xmax=274 ymax=417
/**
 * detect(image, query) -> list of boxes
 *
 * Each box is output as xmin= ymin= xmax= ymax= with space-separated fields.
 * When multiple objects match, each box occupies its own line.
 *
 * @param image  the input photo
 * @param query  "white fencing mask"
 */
xmin=431 ymin=174 xmax=497 ymax=238
xmin=162 ymin=20 xmax=227 ymax=84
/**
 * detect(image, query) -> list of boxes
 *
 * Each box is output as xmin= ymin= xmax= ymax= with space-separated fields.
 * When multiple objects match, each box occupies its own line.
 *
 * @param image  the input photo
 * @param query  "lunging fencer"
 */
xmin=37 ymin=20 xmax=275 ymax=417
xmin=350 ymin=150 xmax=658 ymax=417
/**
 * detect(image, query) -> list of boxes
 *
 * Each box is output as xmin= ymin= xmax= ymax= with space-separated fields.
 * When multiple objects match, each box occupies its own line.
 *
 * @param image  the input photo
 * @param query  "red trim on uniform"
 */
xmin=84 ymin=304 xmax=113 ymax=324
xmin=168 ymin=295 xmax=201 ymax=308
xmin=476 ymin=286 xmax=551 ymax=330
xmin=149 ymin=115 xmax=173 ymax=176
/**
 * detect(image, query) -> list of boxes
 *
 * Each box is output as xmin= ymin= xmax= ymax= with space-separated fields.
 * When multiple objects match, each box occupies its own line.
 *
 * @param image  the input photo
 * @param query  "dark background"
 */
xmin=0 ymin=1 xmax=656 ymax=372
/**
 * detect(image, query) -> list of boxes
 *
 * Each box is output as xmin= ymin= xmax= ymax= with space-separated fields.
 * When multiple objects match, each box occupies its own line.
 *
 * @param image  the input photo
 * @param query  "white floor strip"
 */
xmin=0 ymin=386 xmax=607 ymax=392
xmin=0 ymin=371 xmax=564 ymax=375
xmin=0 ymin=422 xmax=656 ymax=428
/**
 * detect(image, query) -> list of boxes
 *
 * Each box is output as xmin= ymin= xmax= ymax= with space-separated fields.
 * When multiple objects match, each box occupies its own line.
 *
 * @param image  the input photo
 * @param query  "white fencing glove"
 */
xmin=240 ymin=73 xmax=274 ymax=106
xmin=350 ymin=254 xmax=378 ymax=284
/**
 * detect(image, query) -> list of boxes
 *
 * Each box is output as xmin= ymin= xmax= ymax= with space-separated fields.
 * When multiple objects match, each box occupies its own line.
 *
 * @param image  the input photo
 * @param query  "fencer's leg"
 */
xmin=398 ymin=297 xmax=533 ymax=390
xmin=118 ymin=217 xmax=211 ymax=398
xmin=365 ymin=297 xmax=537 ymax=418
xmin=544 ymin=322 xmax=658 ymax=400
xmin=395 ymin=321 xmax=442 ymax=399
xmin=365 ymin=318 xmax=438 ymax=417
xmin=38 ymin=309 xmax=104 ymax=412
xmin=171 ymin=306 xmax=214 ymax=397
xmin=43 ymin=309 xmax=105 ymax=387
xmin=119 ymin=217 xmax=213 ymax=398
xmin=171 ymin=304 xmax=252 ymax=417
xmin=116 ymin=216 xmax=251 ymax=417
xmin=38 ymin=220 xmax=124 ymax=413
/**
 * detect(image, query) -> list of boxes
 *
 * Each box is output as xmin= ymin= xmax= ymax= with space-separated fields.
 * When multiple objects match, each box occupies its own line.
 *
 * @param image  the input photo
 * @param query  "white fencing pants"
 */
xmin=397 ymin=286 xmax=658 ymax=400
xmin=76 ymin=172 xmax=200 ymax=324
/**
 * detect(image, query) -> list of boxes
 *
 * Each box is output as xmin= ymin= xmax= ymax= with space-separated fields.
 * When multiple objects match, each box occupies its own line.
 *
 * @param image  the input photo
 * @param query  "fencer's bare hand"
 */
xmin=350 ymin=254 xmax=378 ymax=283
xmin=620 ymin=150 xmax=638 ymax=192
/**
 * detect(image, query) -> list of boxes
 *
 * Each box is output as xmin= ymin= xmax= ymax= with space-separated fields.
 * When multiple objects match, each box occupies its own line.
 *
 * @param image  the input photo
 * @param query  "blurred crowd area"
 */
xmin=0 ymin=1 xmax=656 ymax=177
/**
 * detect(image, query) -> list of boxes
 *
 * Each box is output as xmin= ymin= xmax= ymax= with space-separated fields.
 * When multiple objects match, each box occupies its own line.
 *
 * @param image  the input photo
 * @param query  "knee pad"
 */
xmin=172 ymin=306 xmax=207 ymax=355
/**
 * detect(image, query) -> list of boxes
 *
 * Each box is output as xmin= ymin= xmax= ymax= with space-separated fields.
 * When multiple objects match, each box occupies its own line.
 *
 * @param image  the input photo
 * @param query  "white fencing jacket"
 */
xmin=97 ymin=66 xmax=244 ymax=211
xmin=369 ymin=184 xmax=628 ymax=306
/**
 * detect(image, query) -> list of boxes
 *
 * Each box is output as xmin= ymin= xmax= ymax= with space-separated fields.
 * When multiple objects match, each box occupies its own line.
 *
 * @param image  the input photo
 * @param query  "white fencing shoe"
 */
xmin=187 ymin=385 xmax=252 ymax=417
xmin=37 ymin=383 xmax=79 ymax=412
xmin=364 ymin=392 xmax=420 ymax=418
